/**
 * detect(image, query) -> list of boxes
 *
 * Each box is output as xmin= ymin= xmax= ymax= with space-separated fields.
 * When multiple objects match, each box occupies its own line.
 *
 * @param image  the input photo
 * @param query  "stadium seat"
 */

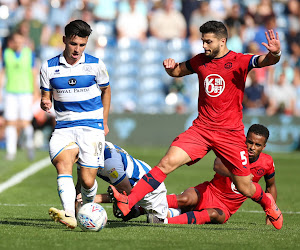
xmin=138 ymin=77 xmax=165 ymax=93
xmin=137 ymin=91 xmax=165 ymax=114
xmin=113 ymin=77 xmax=139 ymax=91
xmin=114 ymin=63 xmax=138 ymax=77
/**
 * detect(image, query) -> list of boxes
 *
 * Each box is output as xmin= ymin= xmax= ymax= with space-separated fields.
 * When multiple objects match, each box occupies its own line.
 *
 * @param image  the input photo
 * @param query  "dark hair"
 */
xmin=199 ymin=21 xmax=228 ymax=39
xmin=64 ymin=20 xmax=92 ymax=38
xmin=247 ymin=124 xmax=270 ymax=142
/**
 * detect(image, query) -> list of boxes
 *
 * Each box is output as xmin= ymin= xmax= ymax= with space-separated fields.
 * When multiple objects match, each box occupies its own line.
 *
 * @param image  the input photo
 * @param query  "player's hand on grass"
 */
xmin=76 ymin=193 xmax=83 ymax=204
xmin=262 ymin=29 xmax=281 ymax=55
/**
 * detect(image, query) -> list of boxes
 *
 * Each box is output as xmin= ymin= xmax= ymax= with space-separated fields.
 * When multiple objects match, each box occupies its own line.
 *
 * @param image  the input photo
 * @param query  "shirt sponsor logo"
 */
xmin=54 ymin=69 xmax=60 ymax=74
xmin=56 ymin=88 xmax=89 ymax=94
xmin=231 ymin=182 xmax=241 ymax=194
xmin=204 ymin=74 xmax=225 ymax=97
xmin=68 ymin=78 xmax=77 ymax=86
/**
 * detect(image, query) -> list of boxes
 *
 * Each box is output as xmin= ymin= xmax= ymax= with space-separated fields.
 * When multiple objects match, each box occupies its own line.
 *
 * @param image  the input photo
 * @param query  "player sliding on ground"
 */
xmin=165 ymin=124 xmax=281 ymax=227
xmin=108 ymin=20 xmax=283 ymax=230
xmin=76 ymin=141 xmax=172 ymax=223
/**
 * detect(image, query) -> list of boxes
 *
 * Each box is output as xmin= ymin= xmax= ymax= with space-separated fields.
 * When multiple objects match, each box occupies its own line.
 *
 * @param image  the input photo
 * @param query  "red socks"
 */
xmin=167 ymin=194 xmax=178 ymax=208
xmin=128 ymin=166 xmax=167 ymax=208
xmin=251 ymin=182 xmax=271 ymax=210
xmin=167 ymin=210 xmax=211 ymax=224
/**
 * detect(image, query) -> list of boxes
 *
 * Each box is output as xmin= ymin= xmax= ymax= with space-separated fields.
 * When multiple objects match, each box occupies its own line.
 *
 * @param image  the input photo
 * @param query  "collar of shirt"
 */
xmin=59 ymin=52 xmax=85 ymax=67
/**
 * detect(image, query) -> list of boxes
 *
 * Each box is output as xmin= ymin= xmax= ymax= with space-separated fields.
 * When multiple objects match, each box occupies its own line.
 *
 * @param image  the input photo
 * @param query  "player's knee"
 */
xmin=177 ymin=194 xmax=194 ymax=207
xmin=208 ymin=208 xmax=224 ymax=224
xmin=235 ymin=185 xmax=252 ymax=198
xmin=158 ymin=156 xmax=179 ymax=174
xmin=81 ymin=178 xmax=94 ymax=189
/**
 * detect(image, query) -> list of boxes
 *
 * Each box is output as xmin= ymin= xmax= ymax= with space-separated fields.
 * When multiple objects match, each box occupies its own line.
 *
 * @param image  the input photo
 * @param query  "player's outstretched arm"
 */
xmin=163 ymin=58 xmax=193 ymax=77
xmin=257 ymin=29 xmax=281 ymax=68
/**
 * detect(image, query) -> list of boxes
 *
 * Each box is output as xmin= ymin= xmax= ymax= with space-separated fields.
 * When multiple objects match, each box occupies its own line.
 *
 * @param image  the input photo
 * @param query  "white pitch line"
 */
xmin=0 ymin=157 xmax=51 ymax=194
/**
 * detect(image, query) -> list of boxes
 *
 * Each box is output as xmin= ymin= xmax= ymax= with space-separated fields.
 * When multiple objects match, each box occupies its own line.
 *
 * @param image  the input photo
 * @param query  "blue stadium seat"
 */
xmin=111 ymin=91 xmax=137 ymax=113
xmin=138 ymin=63 xmax=165 ymax=77
xmin=139 ymin=49 xmax=164 ymax=63
xmin=137 ymin=91 xmax=165 ymax=114
xmin=114 ymin=49 xmax=140 ymax=63
xmin=143 ymin=36 xmax=167 ymax=50
xmin=114 ymin=63 xmax=138 ymax=77
xmin=95 ymin=21 xmax=115 ymax=37
xmin=113 ymin=77 xmax=139 ymax=91
xmin=138 ymin=77 xmax=164 ymax=93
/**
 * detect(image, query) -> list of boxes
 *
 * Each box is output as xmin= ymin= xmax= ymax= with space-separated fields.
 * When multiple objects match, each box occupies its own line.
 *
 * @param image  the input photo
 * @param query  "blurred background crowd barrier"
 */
xmin=0 ymin=0 xmax=299 ymax=152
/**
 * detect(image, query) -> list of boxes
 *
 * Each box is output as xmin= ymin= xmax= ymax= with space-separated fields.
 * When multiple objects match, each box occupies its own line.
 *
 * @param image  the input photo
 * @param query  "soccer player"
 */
xmin=0 ymin=31 xmax=38 ymax=161
xmin=40 ymin=20 xmax=111 ymax=229
xmin=108 ymin=20 xmax=283 ymax=230
xmin=76 ymin=141 xmax=169 ymax=223
xmin=165 ymin=124 xmax=281 ymax=228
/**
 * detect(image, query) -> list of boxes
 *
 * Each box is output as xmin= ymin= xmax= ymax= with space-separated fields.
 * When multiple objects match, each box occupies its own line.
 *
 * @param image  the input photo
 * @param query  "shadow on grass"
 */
xmin=0 ymin=217 xmax=250 ymax=232
xmin=104 ymin=220 xmax=249 ymax=231
xmin=0 ymin=217 xmax=62 ymax=229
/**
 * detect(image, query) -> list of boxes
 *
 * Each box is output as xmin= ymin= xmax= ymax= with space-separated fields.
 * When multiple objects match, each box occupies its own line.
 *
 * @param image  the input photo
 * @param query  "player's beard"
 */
xmin=206 ymin=46 xmax=221 ymax=59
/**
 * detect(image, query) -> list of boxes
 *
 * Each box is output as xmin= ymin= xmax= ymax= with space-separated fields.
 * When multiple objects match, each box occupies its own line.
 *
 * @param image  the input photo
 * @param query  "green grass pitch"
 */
xmin=0 ymin=148 xmax=299 ymax=250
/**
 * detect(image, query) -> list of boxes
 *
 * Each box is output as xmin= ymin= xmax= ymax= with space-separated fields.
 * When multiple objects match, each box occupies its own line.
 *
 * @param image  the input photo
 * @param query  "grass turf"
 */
xmin=0 ymin=148 xmax=299 ymax=250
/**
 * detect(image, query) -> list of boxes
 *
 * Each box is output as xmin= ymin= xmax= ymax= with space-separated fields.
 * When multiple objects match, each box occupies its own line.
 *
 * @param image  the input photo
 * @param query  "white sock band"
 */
xmin=57 ymin=174 xmax=75 ymax=217
xmin=81 ymin=179 xmax=98 ymax=205
xmin=168 ymin=208 xmax=181 ymax=218
xmin=5 ymin=125 xmax=17 ymax=156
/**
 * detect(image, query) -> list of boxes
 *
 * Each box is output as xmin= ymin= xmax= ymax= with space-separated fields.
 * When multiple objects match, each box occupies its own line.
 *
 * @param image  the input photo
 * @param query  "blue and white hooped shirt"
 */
xmin=96 ymin=141 xmax=152 ymax=186
xmin=40 ymin=53 xmax=109 ymax=130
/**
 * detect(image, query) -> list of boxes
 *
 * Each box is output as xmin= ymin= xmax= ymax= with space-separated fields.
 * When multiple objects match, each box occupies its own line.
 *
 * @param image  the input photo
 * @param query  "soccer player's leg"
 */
xmin=139 ymin=182 xmax=169 ymax=223
xmin=49 ymin=139 xmax=79 ymax=229
xmin=108 ymin=146 xmax=192 ymax=217
xmin=166 ymin=208 xmax=226 ymax=225
xmin=232 ymin=174 xmax=283 ymax=229
xmin=79 ymin=167 xmax=98 ymax=204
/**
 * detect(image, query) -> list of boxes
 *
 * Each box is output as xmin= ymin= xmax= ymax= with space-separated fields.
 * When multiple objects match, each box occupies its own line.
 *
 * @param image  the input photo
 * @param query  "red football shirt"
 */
xmin=208 ymin=152 xmax=275 ymax=215
xmin=187 ymin=51 xmax=257 ymax=130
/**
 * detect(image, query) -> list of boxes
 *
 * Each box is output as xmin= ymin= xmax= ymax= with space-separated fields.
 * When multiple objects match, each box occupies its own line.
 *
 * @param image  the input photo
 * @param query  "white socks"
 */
xmin=23 ymin=124 xmax=34 ymax=150
xmin=5 ymin=125 xmax=17 ymax=157
xmin=168 ymin=208 xmax=181 ymax=218
xmin=81 ymin=179 xmax=98 ymax=204
xmin=57 ymin=175 xmax=76 ymax=217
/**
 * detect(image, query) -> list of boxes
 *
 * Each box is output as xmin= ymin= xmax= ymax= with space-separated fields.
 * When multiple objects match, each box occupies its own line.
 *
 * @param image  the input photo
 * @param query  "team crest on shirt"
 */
xmin=224 ymin=62 xmax=232 ymax=69
xmin=68 ymin=78 xmax=77 ymax=86
xmin=204 ymin=74 xmax=225 ymax=97
xmin=83 ymin=65 xmax=92 ymax=72
xmin=256 ymin=168 xmax=265 ymax=176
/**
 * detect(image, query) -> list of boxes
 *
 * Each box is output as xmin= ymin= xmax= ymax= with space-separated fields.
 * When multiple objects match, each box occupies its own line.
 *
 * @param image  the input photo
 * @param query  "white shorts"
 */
xmin=49 ymin=127 xmax=105 ymax=168
xmin=137 ymin=182 xmax=168 ymax=219
xmin=4 ymin=93 xmax=33 ymax=121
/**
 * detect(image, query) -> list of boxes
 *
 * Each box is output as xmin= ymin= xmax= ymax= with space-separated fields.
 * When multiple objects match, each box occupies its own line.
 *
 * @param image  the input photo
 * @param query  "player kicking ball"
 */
xmin=108 ymin=20 xmax=283 ymax=230
xmin=76 ymin=141 xmax=171 ymax=223
xmin=165 ymin=124 xmax=282 ymax=229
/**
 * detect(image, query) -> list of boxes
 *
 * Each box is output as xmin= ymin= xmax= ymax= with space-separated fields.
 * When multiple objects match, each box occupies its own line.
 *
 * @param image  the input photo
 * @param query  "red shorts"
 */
xmin=171 ymin=125 xmax=250 ymax=176
xmin=194 ymin=182 xmax=231 ymax=223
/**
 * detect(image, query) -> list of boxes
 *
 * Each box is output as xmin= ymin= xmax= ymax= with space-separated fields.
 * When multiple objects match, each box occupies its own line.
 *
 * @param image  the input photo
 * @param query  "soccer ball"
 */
xmin=77 ymin=203 xmax=108 ymax=232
